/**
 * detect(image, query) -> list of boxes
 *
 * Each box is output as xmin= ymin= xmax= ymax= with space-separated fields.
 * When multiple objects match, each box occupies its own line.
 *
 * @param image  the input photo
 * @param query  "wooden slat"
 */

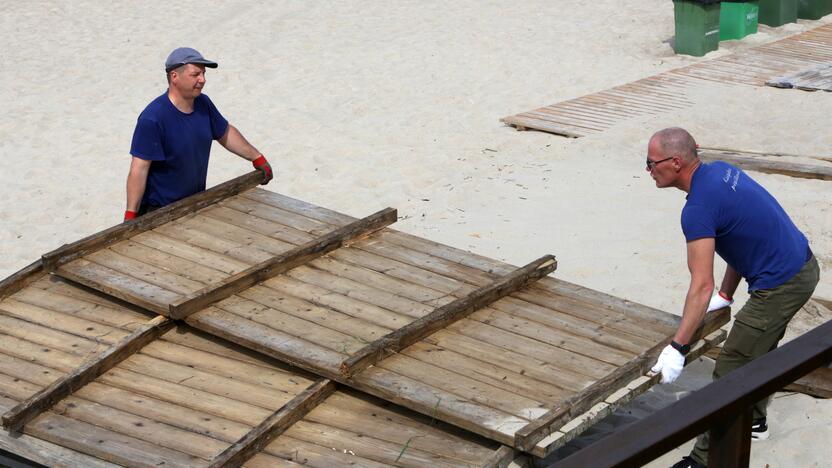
xmin=0 ymin=394 xmax=199 ymax=468
xmin=169 ymin=207 xmax=397 ymax=319
xmin=514 ymin=306 xmax=730 ymax=451
xmin=305 ymin=390 xmax=499 ymax=464
xmin=699 ymin=150 xmax=832 ymax=181
xmin=258 ymin=434 xmax=391 ymax=467
xmin=281 ymin=419 xmax=468 ymax=468
xmin=1 ymin=315 xmax=172 ymax=431
xmin=209 ymin=379 xmax=336 ymax=468
xmin=339 ymin=255 xmax=557 ymax=378
xmin=41 ymin=171 xmax=262 ymax=271
xmin=0 ymin=424 xmax=120 ymax=468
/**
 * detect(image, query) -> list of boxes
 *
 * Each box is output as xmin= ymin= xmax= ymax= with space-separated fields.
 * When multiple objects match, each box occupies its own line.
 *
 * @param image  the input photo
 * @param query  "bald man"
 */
xmin=645 ymin=128 xmax=818 ymax=468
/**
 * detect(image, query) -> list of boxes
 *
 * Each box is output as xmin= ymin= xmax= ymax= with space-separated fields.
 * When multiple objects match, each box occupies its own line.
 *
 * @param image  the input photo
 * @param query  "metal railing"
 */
xmin=553 ymin=319 xmax=832 ymax=468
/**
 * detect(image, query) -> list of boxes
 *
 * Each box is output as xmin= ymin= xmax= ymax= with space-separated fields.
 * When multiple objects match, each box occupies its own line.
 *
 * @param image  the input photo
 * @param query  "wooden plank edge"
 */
xmin=530 ymin=329 xmax=728 ymax=457
xmin=699 ymin=151 xmax=832 ymax=181
xmin=169 ymin=207 xmax=397 ymax=319
xmin=514 ymin=307 xmax=730 ymax=452
xmin=208 ymin=379 xmax=336 ymax=468
xmin=41 ymin=171 xmax=263 ymax=272
xmin=1 ymin=315 xmax=173 ymax=432
xmin=0 ymin=259 xmax=45 ymax=302
xmin=480 ymin=445 xmax=516 ymax=468
xmin=815 ymin=297 xmax=832 ymax=311
xmin=499 ymin=116 xmax=584 ymax=138
xmin=338 ymin=255 xmax=557 ymax=378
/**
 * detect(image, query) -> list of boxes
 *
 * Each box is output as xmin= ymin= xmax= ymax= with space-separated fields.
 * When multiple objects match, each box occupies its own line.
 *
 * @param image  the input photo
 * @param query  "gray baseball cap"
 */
xmin=164 ymin=47 xmax=218 ymax=72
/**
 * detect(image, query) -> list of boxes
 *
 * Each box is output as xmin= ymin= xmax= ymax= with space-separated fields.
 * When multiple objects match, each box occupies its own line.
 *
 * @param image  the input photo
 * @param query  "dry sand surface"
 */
xmin=1 ymin=2 xmax=830 ymax=466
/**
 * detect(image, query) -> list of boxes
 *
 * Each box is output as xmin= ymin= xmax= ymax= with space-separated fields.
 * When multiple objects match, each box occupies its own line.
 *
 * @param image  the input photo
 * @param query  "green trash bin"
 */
xmin=798 ymin=0 xmax=832 ymax=19
xmin=674 ymin=0 xmax=721 ymax=56
xmin=759 ymin=0 xmax=798 ymax=26
xmin=720 ymin=1 xmax=760 ymax=40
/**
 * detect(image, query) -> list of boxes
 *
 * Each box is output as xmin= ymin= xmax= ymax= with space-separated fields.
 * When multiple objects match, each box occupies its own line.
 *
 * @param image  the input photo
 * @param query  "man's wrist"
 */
xmin=670 ymin=340 xmax=691 ymax=356
xmin=718 ymin=291 xmax=732 ymax=301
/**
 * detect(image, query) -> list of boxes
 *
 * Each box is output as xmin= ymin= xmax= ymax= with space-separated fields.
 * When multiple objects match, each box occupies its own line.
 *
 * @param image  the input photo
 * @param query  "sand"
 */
xmin=1 ymin=2 xmax=830 ymax=466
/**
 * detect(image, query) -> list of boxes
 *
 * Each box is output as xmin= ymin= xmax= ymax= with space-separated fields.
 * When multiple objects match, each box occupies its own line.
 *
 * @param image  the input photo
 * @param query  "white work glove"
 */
xmin=707 ymin=291 xmax=733 ymax=312
xmin=651 ymin=345 xmax=686 ymax=384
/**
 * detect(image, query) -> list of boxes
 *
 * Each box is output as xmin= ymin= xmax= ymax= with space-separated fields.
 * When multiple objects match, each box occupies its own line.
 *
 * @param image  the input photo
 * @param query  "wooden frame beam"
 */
xmin=697 ymin=145 xmax=832 ymax=164
xmin=339 ymin=255 xmax=557 ymax=378
xmin=168 ymin=207 xmax=397 ymax=319
xmin=207 ymin=379 xmax=336 ymax=468
xmin=514 ymin=306 xmax=730 ymax=452
xmin=0 ymin=259 xmax=44 ymax=302
xmin=698 ymin=151 xmax=832 ymax=181
xmin=41 ymin=171 xmax=263 ymax=272
xmin=1 ymin=315 xmax=173 ymax=432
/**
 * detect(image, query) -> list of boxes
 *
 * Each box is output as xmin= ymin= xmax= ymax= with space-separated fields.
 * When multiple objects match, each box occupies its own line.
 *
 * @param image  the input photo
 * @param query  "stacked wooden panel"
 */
xmin=37 ymin=178 xmax=728 ymax=456
xmin=0 ymin=272 xmax=510 ymax=467
xmin=767 ymin=62 xmax=832 ymax=91
xmin=502 ymin=23 xmax=832 ymax=137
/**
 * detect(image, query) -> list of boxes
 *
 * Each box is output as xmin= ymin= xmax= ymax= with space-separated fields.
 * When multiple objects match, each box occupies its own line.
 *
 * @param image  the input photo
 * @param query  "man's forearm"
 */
xmin=126 ymin=172 xmax=146 ymax=211
xmin=220 ymin=125 xmax=261 ymax=161
xmin=719 ymin=264 xmax=742 ymax=298
xmin=675 ymin=283 xmax=712 ymax=345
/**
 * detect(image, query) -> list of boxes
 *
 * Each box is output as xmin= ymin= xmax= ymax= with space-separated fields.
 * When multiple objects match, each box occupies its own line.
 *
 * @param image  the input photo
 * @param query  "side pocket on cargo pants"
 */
xmin=715 ymin=290 xmax=772 ymax=379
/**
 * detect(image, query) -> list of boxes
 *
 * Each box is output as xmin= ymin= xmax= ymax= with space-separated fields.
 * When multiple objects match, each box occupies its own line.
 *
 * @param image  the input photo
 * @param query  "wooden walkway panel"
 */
xmin=51 ymin=187 xmax=716 ymax=453
xmin=0 ymin=264 xmax=512 ymax=467
xmin=35 ymin=186 xmax=726 ymax=454
xmin=502 ymin=23 xmax=832 ymax=137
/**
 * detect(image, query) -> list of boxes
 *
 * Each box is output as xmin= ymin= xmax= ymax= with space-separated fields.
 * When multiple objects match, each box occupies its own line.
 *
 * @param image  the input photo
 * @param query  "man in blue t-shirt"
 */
xmin=646 ymin=128 xmax=818 ymax=468
xmin=125 ymin=47 xmax=274 ymax=220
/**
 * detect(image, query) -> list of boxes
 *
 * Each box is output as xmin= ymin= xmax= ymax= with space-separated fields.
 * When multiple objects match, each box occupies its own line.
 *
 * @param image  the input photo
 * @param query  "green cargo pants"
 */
xmin=691 ymin=255 xmax=819 ymax=466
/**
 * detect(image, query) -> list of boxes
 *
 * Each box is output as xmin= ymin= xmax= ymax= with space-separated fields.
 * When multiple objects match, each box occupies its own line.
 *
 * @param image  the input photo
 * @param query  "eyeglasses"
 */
xmin=646 ymin=156 xmax=673 ymax=171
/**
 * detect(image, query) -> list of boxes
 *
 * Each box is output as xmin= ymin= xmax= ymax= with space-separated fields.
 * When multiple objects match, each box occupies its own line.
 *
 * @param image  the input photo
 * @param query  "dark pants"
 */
xmin=691 ymin=255 xmax=820 ymax=465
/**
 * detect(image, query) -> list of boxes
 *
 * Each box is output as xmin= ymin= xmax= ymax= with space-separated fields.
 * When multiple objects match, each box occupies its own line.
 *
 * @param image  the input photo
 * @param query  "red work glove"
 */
xmin=252 ymin=155 xmax=273 ymax=185
xmin=124 ymin=210 xmax=137 ymax=221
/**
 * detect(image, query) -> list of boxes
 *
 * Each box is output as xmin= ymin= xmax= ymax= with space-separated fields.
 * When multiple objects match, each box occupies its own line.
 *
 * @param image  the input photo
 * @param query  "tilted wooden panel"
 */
xmin=766 ymin=62 xmax=832 ymax=91
xmin=43 ymin=187 xmax=727 ymax=454
xmin=0 ymin=268 xmax=508 ymax=467
xmin=502 ymin=23 xmax=832 ymax=137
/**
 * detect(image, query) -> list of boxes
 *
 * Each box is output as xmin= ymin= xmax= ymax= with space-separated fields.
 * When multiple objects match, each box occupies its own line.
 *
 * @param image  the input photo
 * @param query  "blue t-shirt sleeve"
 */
xmin=130 ymin=117 xmax=166 ymax=161
xmin=681 ymin=204 xmax=716 ymax=242
xmin=202 ymin=95 xmax=229 ymax=140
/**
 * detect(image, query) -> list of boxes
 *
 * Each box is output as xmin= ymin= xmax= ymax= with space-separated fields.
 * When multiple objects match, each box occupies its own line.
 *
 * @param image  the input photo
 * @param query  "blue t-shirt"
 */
xmin=130 ymin=93 xmax=228 ymax=207
xmin=681 ymin=161 xmax=809 ymax=291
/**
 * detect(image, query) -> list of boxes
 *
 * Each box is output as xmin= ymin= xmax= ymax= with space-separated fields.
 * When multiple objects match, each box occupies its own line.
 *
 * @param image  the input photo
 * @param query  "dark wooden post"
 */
xmin=708 ymin=407 xmax=752 ymax=468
